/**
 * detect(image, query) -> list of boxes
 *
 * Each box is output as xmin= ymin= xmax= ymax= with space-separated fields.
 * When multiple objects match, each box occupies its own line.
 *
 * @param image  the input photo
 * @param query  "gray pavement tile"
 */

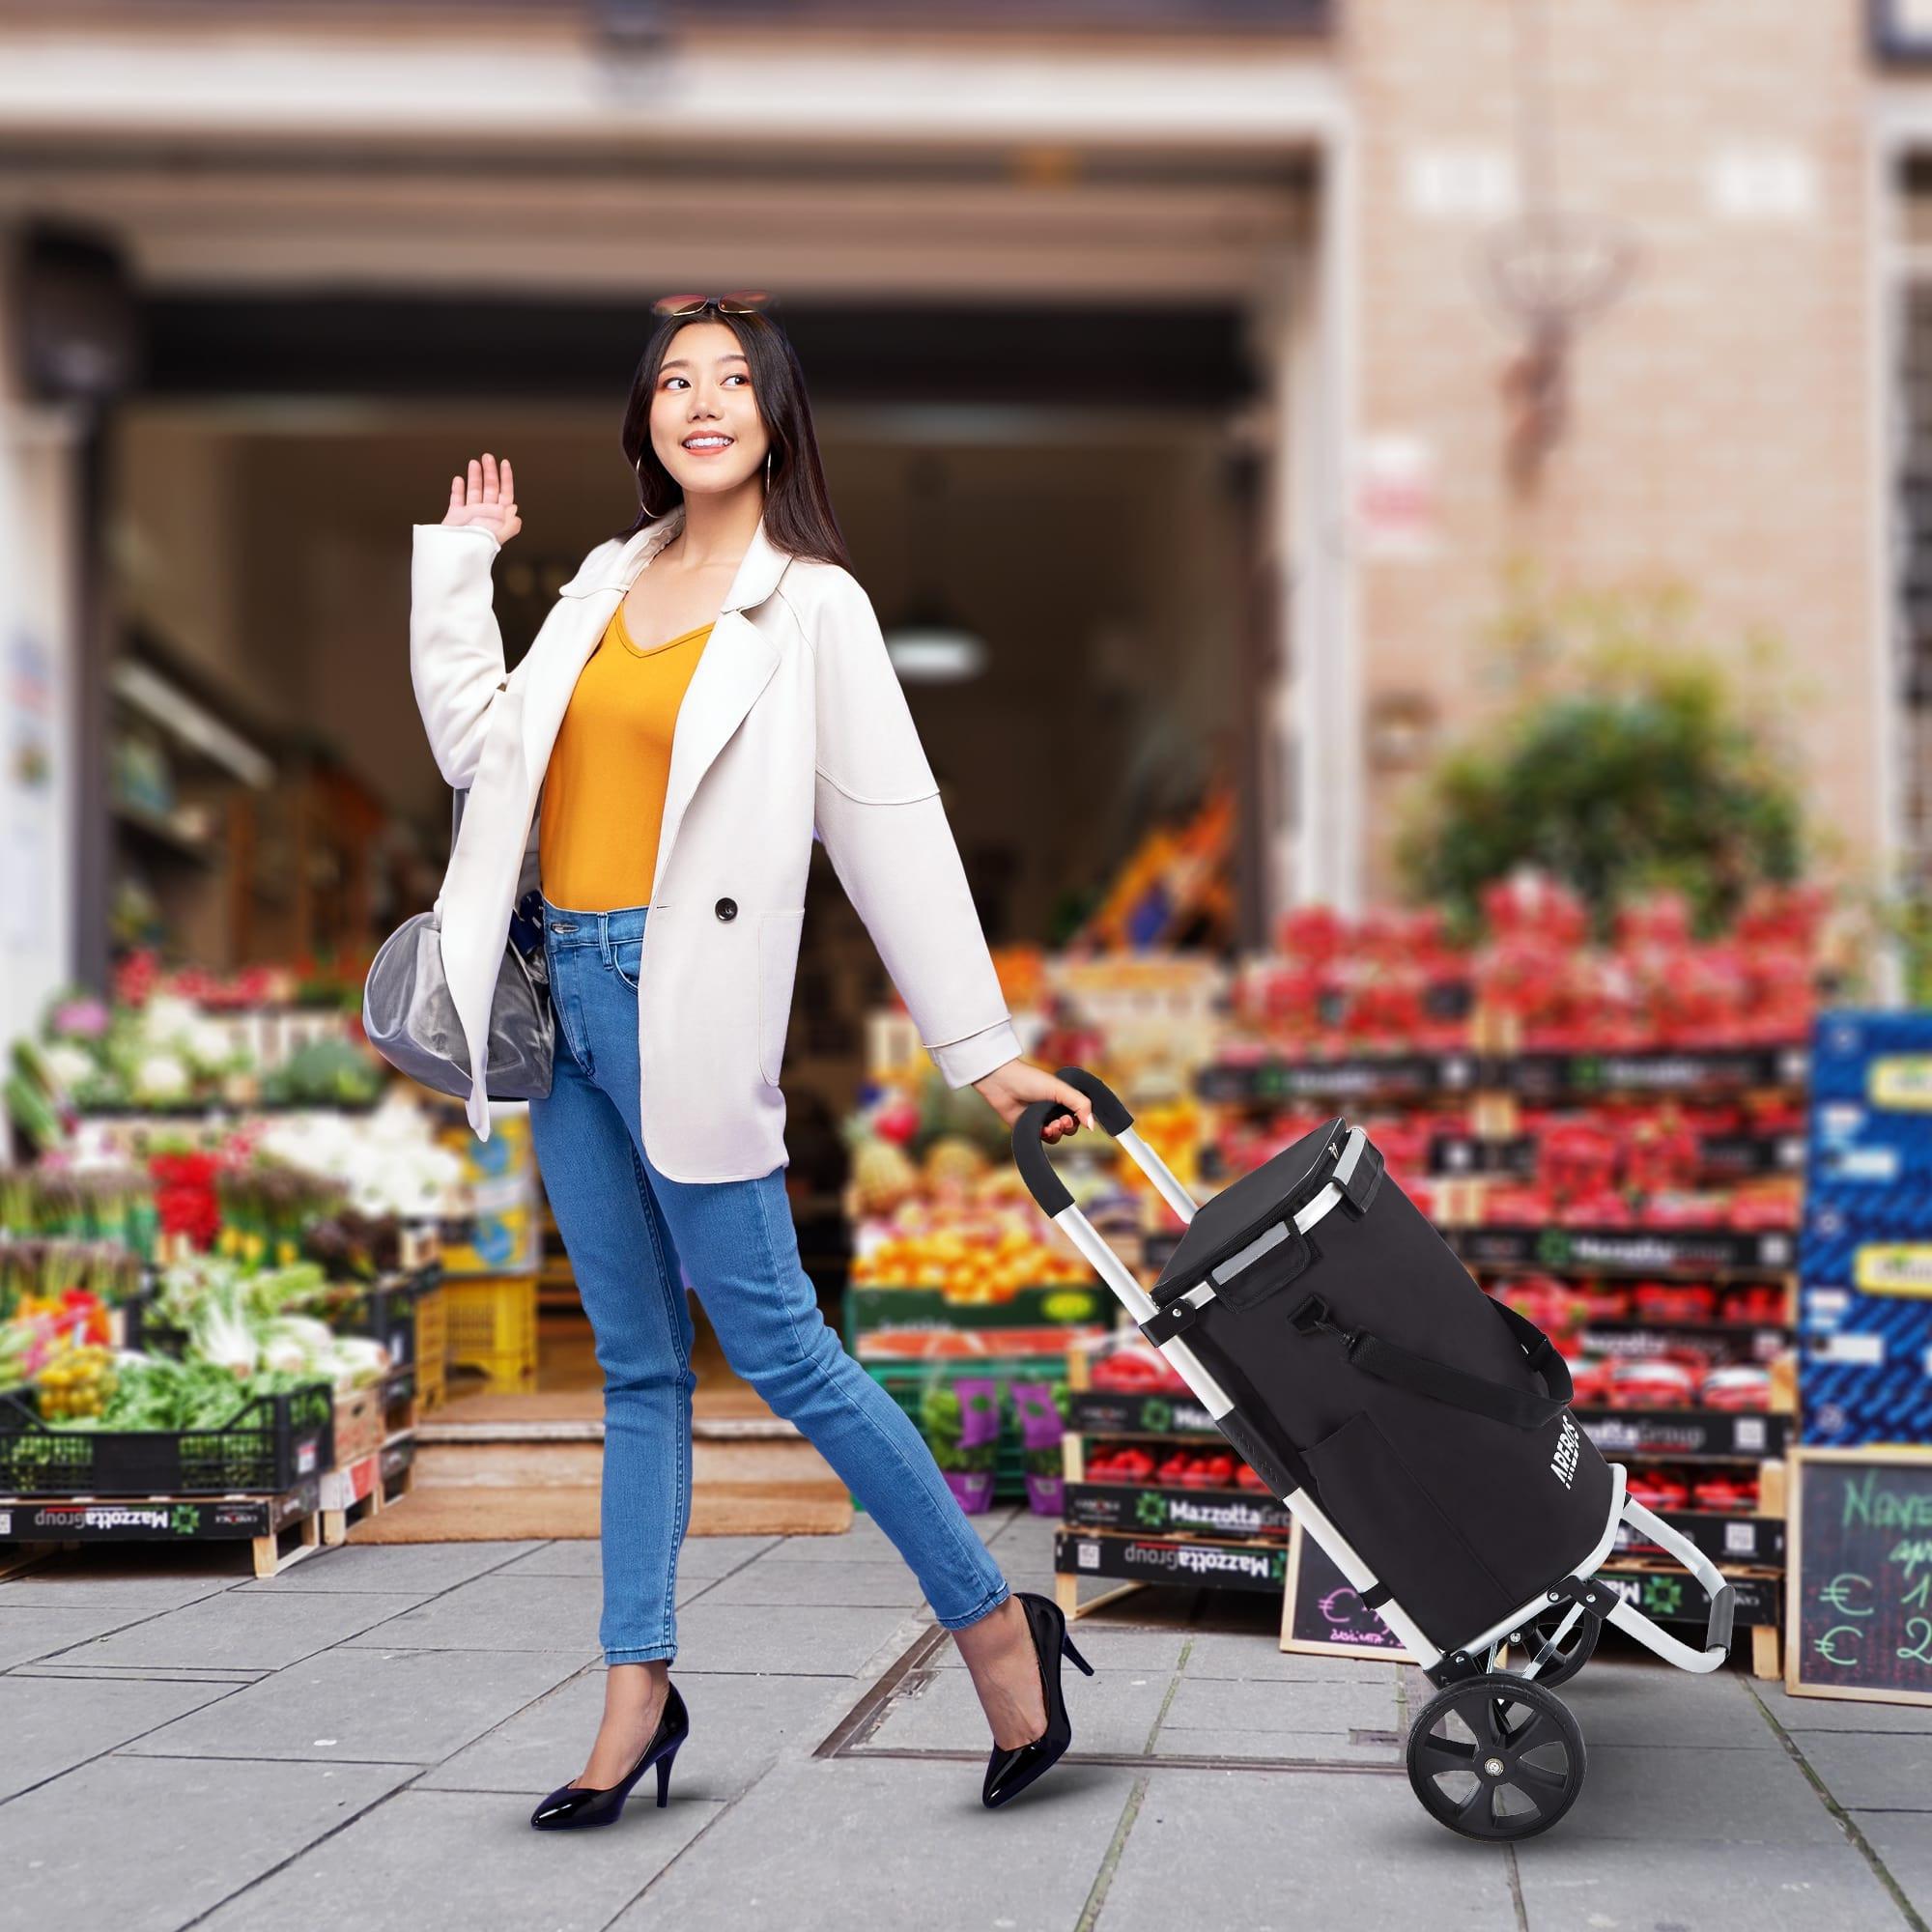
xmin=1156 ymin=1672 xmax=1404 ymax=1747
xmin=981 ymin=1514 xmax=1060 ymax=1581
xmin=0 ymin=1603 xmax=158 ymax=1667
xmin=0 ymin=1753 xmax=411 ymax=1932
xmin=1514 ymin=1836 xmax=1905 ymax=1929
xmin=864 ymin=1655 xmax=1171 ymax=1757
xmin=490 ymin=1539 xmax=603 ymax=1577
xmin=609 ymin=1751 xmax=1137 ymax=1931
xmin=1094 ymin=1767 xmax=1517 ymax=1930
xmin=1757 ymin=1679 xmax=1932 ymax=1733
xmin=340 ymin=1573 xmax=606 ymax=1654
xmin=985 ymin=1507 xmax=1059 ymax=1548
xmin=1201 ymin=1671 xmax=1405 ymax=1734
xmin=1850 ymin=1809 xmax=1932 ymax=1919
xmin=230 ymin=1539 xmax=541 ymax=1595
xmin=119 ymin=1644 xmax=589 ymax=1765
xmin=1528 ymin=1658 xmax=1777 ymax=1750
xmin=12 ymin=1662 xmax=263 ymax=1684
xmin=422 ymin=1666 xmax=851 ymax=1798
xmin=672 ymin=1533 xmax=784 ymax=1577
xmin=1790 ymin=1729 xmax=1932 ymax=1811
xmin=985 ymin=1551 xmax=1059 ymax=1596
xmin=1181 ymin=1629 xmax=1397 ymax=1683
xmin=0 ymin=1671 xmax=235 ymax=1801
xmin=0 ymin=1549 xmax=243 ymax=1610
xmin=932 ymin=1621 xmax=1190 ymax=1676
xmin=665 ymin=1600 xmax=923 ymax=1676
xmin=759 ymin=1516 xmax=902 ymax=1561
xmin=1553 ymin=1742 xmax=1847 ymax=1844
xmin=494 ymin=1533 xmax=777 ymax=1580
xmin=51 ymin=1588 xmax=406 ymax=1671
xmin=698 ymin=1556 xmax=928 ymax=1609
xmin=195 ymin=1785 xmax=721 ymax=1932
xmin=1150 ymin=1726 xmax=1402 ymax=1764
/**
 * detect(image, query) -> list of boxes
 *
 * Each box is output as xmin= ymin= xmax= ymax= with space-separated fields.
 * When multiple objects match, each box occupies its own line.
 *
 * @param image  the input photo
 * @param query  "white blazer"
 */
xmin=408 ymin=499 xmax=1022 ymax=1179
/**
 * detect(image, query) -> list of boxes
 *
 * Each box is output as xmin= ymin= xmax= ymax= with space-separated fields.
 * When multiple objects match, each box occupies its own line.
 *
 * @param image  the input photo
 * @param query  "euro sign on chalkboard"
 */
xmin=1279 ymin=1520 xmax=1416 ymax=1663
xmin=1786 ymin=1447 xmax=1932 ymax=1707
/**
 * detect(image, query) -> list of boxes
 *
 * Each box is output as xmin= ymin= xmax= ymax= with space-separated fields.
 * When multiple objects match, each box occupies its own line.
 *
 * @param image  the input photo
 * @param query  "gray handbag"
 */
xmin=361 ymin=790 xmax=554 ymax=1102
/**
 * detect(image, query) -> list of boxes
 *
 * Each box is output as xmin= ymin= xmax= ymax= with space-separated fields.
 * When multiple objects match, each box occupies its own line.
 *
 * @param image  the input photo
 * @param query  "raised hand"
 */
xmin=441 ymin=452 xmax=522 ymax=544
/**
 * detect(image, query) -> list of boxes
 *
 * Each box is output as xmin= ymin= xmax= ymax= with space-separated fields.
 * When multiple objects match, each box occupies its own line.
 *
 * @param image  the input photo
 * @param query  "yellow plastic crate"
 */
xmin=442 ymin=1274 xmax=538 ymax=1395
xmin=414 ymin=1284 xmax=448 ymax=1412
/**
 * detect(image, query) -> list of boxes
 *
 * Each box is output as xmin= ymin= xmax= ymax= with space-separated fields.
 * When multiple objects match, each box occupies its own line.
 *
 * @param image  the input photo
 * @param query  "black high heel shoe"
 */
xmin=529 ymin=1678 xmax=690 ymax=1831
xmin=981 ymin=1590 xmax=1095 ymax=1810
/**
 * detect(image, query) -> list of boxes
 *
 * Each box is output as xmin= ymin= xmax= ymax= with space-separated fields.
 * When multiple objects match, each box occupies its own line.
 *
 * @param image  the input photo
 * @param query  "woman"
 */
xmin=408 ymin=292 xmax=1097 ymax=1826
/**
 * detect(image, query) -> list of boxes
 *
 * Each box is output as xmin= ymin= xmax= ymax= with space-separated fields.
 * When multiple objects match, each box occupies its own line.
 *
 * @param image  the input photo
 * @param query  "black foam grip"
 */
xmin=1707 ymin=1581 xmax=1737 ymax=1656
xmin=1012 ymin=1099 xmax=1078 ymax=1216
xmin=1054 ymin=1065 xmax=1134 ymax=1135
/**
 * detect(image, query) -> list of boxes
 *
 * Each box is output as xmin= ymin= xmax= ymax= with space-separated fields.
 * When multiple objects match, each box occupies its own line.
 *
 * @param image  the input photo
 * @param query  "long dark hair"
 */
xmin=617 ymin=304 xmax=853 ymax=571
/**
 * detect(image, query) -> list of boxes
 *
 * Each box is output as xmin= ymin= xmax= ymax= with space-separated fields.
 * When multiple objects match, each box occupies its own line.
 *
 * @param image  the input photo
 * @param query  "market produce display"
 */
xmin=0 ymin=1237 xmax=143 ymax=1328
xmin=0 ymin=955 xmax=456 ymax=1571
xmin=142 ymin=1256 xmax=390 ymax=1387
xmin=35 ymin=1354 xmax=319 ymax=1432
xmin=1217 ymin=877 xmax=1826 ymax=1067
xmin=1014 ymin=873 xmax=1826 ymax=1656
xmin=850 ymin=1225 xmax=1090 ymax=1300
xmin=7 ymin=963 xmax=386 ymax=1151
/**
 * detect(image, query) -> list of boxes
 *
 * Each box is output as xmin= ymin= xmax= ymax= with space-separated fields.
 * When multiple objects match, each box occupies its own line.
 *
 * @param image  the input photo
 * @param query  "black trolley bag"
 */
xmin=1015 ymin=1066 xmax=1737 ymax=1842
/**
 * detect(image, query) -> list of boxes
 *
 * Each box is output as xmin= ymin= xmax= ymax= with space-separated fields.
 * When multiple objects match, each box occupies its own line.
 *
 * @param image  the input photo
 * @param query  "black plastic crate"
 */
xmin=120 ymin=1293 xmax=184 ymax=1355
xmin=334 ymin=1271 xmax=432 ymax=1377
xmin=0 ymin=1380 xmax=335 ymax=1496
xmin=124 ymin=1265 xmax=435 ymax=1377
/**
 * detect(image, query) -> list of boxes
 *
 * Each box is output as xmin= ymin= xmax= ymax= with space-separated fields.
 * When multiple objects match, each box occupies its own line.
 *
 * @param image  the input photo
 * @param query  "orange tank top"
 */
xmin=538 ymin=603 xmax=713 ymax=913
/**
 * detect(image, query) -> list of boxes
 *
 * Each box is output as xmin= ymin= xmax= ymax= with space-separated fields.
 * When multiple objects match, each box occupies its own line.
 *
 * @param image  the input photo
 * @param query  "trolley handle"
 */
xmin=1056 ymin=1065 xmax=1135 ymax=1136
xmin=1010 ymin=1066 xmax=1135 ymax=1217
xmin=1013 ymin=1101 xmax=1079 ymax=1215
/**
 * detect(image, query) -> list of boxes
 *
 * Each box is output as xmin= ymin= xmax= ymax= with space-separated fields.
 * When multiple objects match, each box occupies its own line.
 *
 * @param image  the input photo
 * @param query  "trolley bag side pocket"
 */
xmin=1300 ymin=1410 xmax=1520 ymax=1650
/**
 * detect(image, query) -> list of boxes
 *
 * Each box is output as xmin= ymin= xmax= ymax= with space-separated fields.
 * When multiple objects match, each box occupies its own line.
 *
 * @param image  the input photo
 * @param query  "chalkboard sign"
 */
xmin=1279 ymin=1520 xmax=1415 ymax=1662
xmin=1786 ymin=1447 xmax=1932 ymax=1705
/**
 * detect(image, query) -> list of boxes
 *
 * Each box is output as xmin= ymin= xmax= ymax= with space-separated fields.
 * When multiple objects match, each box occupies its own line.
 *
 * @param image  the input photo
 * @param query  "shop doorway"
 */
xmin=99 ymin=296 xmax=1278 ymax=1456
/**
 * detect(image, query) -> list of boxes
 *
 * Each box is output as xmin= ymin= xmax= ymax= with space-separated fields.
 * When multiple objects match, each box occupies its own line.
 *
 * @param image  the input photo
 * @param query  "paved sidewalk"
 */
xmin=3 ymin=1505 xmax=1929 ymax=1931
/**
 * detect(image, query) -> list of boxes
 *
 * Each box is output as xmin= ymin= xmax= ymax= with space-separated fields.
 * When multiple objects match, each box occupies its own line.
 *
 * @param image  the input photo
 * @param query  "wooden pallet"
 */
xmin=0 ymin=1482 xmax=327 ymax=1579
xmin=251 ymin=1505 xmax=327 ymax=1577
xmin=321 ymin=1435 xmax=418 ymax=1546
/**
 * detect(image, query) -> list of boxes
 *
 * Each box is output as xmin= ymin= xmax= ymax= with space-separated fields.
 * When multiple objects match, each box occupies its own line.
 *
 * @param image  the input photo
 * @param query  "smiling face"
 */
xmin=649 ymin=319 xmax=772 ymax=497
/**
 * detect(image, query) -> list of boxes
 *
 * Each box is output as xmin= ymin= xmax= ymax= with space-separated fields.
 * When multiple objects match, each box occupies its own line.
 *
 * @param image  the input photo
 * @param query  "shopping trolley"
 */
xmin=1014 ymin=1067 xmax=1735 ymax=1841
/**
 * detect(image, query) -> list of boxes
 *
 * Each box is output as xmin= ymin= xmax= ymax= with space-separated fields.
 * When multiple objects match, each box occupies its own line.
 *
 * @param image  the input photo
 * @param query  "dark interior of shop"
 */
xmin=96 ymin=291 xmax=1262 ymax=1396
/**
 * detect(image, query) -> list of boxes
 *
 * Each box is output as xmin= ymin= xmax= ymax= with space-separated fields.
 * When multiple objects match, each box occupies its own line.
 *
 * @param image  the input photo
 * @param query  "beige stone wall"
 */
xmin=1342 ymin=0 xmax=1882 ymax=900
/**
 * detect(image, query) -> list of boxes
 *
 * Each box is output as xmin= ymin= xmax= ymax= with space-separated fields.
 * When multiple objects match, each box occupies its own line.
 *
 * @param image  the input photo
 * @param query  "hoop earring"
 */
xmin=765 ymin=448 xmax=773 ymax=485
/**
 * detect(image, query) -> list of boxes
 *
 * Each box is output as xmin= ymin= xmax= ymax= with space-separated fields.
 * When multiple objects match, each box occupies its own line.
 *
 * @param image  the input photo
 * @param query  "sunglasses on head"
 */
xmin=651 ymin=290 xmax=774 ymax=318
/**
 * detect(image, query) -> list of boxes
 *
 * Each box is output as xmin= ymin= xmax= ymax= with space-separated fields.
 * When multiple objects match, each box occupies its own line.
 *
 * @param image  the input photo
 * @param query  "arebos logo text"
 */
xmin=1550 ymin=1412 xmax=1580 ymax=1491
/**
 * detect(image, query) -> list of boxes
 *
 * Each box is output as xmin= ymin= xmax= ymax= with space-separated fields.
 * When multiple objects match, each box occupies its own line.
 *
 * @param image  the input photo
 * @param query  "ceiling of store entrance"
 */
xmin=138 ymin=297 xmax=1254 ymax=410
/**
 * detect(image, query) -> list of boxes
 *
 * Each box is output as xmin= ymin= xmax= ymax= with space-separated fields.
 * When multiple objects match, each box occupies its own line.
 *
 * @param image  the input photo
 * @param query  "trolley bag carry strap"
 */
xmin=1289 ymin=1293 xmax=1574 ymax=1431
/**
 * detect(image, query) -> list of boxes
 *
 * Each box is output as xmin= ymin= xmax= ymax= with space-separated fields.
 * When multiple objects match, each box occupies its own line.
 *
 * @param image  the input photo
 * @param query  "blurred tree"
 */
xmin=1393 ymin=563 xmax=1812 ymax=947
xmin=1873 ymin=889 xmax=1932 ymax=1008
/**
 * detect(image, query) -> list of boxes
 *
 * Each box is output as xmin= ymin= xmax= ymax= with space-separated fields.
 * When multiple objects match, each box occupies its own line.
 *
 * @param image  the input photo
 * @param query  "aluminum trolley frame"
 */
xmin=1017 ymin=1067 xmax=1735 ymax=1693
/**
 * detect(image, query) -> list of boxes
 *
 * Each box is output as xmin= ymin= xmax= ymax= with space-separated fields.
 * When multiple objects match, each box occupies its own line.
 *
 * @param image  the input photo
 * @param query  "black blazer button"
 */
xmin=715 ymin=896 xmax=737 ymax=922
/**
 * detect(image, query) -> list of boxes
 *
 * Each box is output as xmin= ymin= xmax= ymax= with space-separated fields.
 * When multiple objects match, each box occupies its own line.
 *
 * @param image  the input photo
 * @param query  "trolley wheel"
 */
xmin=1406 ymin=1671 xmax=1586 ymax=1841
xmin=1487 ymin=1605 xmax=1602 ymax=1689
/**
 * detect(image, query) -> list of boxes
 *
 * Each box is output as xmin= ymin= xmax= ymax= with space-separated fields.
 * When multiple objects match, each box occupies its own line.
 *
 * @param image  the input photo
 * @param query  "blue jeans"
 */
xmin=528 ymin=895 xmax=1012 ymax=1664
